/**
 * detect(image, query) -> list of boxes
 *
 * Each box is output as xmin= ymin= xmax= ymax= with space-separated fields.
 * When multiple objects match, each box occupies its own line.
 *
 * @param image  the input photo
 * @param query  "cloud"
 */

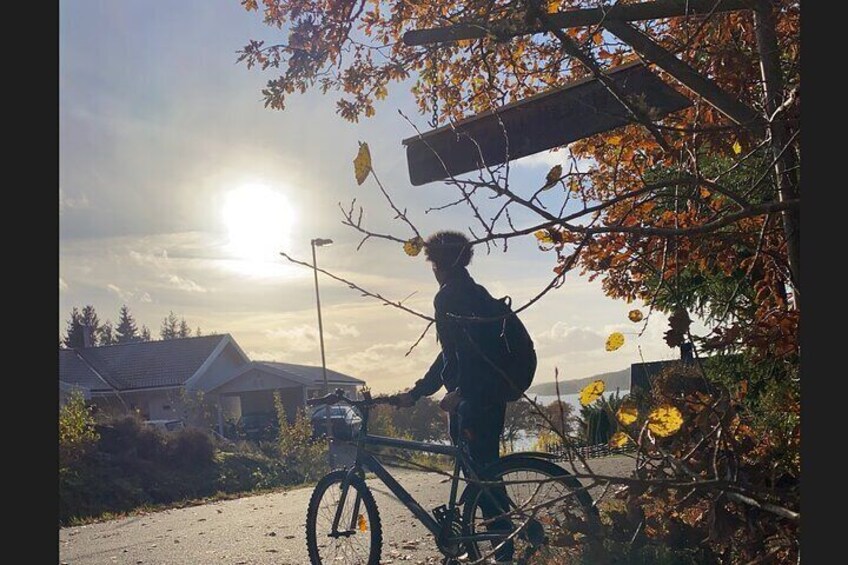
xmin=165 ymin=274 xmax=207 ymax=293
xmin=264 ymin=325 xmax=330 ymax=352
xmin=512 ymin=150 xmax=595 ymax=173
xmin=59 ymin=188 xmax=90 ymax=213
xmin=334 ymin=323 xmax=360 ymax=338
xmin=533 ymin=322 xmax=607 ymax=354
xmin=107 ymin=283 xmax=154 ymax=303
xmin=59 ymin=278 xmax=68 ymax=292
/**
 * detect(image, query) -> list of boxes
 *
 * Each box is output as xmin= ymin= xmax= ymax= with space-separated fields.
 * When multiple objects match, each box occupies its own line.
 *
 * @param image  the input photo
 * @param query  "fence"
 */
xmin=541 ymin=440 xmax=637 ymax=461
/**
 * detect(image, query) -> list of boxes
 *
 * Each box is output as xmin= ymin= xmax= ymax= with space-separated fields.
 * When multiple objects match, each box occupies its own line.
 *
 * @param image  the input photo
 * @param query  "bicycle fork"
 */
xmin=330 ymin=467 xmax=364 ymax=538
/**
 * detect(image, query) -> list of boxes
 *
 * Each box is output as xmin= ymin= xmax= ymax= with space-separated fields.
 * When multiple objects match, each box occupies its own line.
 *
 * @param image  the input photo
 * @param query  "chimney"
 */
xmin=82 ymin=324 xmax=93 ymax=348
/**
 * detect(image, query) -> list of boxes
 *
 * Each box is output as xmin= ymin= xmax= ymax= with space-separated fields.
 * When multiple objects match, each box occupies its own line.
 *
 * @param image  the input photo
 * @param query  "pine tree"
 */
xmin=99 ymin=320 xmax=116 ymax=346
xmin=160 ymin=311 xmax=179 ymax=340
xmin=115 ymin=304 xmax=139 ymax=344
xmin=195 ymin=326 xmax=202 ymax=337
xmin=178 ymin=318 xmax=192 ymax=338
xmin=62 ymin=307 xmax=85 ymax=349
xmin=140 ymin=325 xmax=152 ymax=342
xmin=80 ymin=305 xmax=101 ymax=346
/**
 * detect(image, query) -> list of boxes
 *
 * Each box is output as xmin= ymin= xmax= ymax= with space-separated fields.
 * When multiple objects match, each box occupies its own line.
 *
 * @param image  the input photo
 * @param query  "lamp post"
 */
xmin=311 ymin=237 xmax=334 ymax=466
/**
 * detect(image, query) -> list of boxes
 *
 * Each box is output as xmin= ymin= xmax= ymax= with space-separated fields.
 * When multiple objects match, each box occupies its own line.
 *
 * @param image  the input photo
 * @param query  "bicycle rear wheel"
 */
xmin=461 ymin=456 xmax=600 ymax=564
xmin=306 ymin=469 xmax=382 ymax=565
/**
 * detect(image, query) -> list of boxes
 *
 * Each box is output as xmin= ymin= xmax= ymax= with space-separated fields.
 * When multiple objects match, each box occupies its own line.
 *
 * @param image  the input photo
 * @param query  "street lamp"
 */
xmin=311 ymin=237 xmax=334 ymax=466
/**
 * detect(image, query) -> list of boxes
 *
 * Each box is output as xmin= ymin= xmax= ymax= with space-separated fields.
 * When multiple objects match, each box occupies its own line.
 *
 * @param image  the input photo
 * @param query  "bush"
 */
xmin=166 ymin=427 xmax=215 ymax=469
xmin=59 ymin=391 xmax=99 ymax=468
xmin=274 ymin=392 xmax=329 ymax=482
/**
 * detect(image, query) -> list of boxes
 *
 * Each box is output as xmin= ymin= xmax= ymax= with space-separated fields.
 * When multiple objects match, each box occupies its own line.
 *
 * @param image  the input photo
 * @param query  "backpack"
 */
xmin=461 ymin=292 xmax=537 ymax=402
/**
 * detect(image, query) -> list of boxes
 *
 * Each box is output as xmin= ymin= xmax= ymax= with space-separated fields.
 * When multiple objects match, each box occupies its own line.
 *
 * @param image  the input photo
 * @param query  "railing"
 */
xmin=542 ymin=440 xmax=637 ymax=461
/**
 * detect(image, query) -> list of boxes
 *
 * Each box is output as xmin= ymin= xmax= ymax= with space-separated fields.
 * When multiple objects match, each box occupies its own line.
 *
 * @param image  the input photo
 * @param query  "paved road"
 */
xmin=59 ymin=456 xmax=633 ymax=565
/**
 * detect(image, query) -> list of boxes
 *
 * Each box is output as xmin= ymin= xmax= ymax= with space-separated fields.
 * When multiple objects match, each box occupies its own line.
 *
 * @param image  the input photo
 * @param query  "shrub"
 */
xmin=274 ymin=392 xmax=328 ymax=482
xmin=59 ymin=390 xmax=99 ymax=468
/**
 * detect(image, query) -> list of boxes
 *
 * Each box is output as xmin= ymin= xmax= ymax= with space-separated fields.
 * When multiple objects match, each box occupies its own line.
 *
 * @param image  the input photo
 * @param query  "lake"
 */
xmin=511 ymin=389 xmax=630 ymax=451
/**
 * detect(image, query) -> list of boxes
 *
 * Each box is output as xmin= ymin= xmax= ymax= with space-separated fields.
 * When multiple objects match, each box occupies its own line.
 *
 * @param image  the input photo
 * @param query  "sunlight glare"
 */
xmin=223 ymin=183 xmax=296 ymax=275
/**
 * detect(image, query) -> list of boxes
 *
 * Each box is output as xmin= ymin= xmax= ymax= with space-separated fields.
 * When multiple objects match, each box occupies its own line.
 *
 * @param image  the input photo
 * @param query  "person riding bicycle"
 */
xmin=393 ymin=230 xmax=526 ymax=563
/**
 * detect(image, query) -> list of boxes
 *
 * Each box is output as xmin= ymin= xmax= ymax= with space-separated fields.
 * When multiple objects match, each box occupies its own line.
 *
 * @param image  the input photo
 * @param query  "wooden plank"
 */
xmin=402 ymin=63 xmax=691 ymax=186
xmin=404 ymin=0 xmax=749 ymax=47
xmin=603 ymin=20 xmax=762 ymax=127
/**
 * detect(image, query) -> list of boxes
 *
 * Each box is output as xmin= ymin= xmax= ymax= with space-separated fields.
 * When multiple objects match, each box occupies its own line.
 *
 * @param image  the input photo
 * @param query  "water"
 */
xmin=510 ymin=390 xmax=629 ymax=452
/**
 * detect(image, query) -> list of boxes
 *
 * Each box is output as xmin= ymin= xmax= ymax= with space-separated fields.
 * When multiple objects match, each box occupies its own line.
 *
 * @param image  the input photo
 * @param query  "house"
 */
xmin=58 ymin=334 xmax=365 ymax=435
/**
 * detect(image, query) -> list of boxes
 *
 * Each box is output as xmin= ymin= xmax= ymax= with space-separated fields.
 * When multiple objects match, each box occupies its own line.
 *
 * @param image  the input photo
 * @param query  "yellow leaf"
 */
xmin=543 ymin=164 xmax=562 ymax=189
xmin=609 ymin=431 xmax=629 ymax=448
xmin=647 ymin=404 xmax=684 ymax=437
xmin=353 ymin=142 xmax=372 ymax=185
xmin=732 ymin=140 xmax=742 ymax=155
xmin=608 ymin=135 xmax=622 ymax=146
xmin=534 ymin=229 xmax=554 ymax=245
xmin=628 ymin=309 xmax=643 ymax=323
xmin=403 ymin=236 xmax=424 ymax=257
xmin=616 ymin=401 xmax=639 ymax=426
xmin=358 ymin=514 xmax=368 ymax=532
xmin=579 ymin=380 xmax=605 ymax=406
xmin=605 ymin=332 xmax=625 ymax=351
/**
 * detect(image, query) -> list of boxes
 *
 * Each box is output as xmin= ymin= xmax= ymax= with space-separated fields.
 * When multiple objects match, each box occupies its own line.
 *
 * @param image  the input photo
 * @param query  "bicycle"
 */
xmin=304 ymin=388 xmax=600 ymax=564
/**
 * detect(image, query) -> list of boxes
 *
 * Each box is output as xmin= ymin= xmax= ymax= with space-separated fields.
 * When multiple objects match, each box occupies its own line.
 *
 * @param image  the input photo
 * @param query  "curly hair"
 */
xmin=424 ymin=231 xmax=473 ymax=270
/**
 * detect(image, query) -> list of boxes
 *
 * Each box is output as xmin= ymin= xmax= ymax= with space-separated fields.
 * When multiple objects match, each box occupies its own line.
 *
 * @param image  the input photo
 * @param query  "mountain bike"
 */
xmin=304 ymin=388 xmax=600 ymax=564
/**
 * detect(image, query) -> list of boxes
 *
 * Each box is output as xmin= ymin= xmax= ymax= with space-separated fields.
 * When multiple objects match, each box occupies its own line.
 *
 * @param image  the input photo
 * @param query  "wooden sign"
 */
xmin=402 ymin=62 xmax=692 ymax=186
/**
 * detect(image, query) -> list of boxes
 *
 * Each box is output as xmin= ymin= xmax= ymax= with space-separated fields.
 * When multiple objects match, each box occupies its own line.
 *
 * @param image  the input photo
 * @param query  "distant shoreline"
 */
xmin=526 ymin=367 xmax=630 ymax=396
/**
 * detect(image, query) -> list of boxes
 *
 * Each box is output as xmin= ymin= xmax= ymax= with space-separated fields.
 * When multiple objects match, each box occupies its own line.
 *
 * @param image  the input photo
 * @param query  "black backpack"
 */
xmin=461 ymin=291 xmax=537 ymax=402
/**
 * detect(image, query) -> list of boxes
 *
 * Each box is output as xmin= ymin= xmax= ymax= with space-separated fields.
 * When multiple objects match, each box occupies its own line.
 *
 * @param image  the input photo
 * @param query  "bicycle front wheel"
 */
xmin=461 ymin=456 xmax=600 ymax=564
xmin=306 ymin=469 xmax=382 ymax=565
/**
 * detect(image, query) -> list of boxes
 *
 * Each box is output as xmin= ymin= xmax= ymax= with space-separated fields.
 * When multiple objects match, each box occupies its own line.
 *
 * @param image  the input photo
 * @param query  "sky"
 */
xmin=59 ymin=0 xmax=685 ymax=394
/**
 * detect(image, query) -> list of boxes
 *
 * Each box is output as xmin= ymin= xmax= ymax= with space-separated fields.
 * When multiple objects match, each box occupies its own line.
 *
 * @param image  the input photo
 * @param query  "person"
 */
xmin=393 ymin=230 xmax=523 ymax=563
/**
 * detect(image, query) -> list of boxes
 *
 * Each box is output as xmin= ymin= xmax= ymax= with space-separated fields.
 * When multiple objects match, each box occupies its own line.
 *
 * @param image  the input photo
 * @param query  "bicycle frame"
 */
xmin=328 ymin=402 xmax=507 ymax=545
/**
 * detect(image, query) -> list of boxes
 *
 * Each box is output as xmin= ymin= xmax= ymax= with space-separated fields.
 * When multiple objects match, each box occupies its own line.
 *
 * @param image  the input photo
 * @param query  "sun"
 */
xmin=223 ymin=183 xmax=296 ymax=273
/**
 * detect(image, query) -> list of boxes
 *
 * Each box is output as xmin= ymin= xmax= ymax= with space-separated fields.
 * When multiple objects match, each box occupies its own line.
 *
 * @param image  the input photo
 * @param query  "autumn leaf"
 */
xmin=579 ymin=380 xmax=605 ymax=406
xmin=403 ymin=236 xmax=424 ymax=257
xmin=616 ymin=401 xmax=639 ymax=426
xmin=542 ymin=164 xmax=562 ymax=189
xmin=534 ymin=229 xmax=554 ymax=244
xmin=732 ymin=140 xmax=742 ymax=155
xmin=358 ymin=514 xmax=368 ymax=532
xmin=647 ymin=404 xmax=684 ymax=437
xmin=628 ymin=309 xmax=643 ymax=323
xmin=608 ymin=135 xmax=623 ymax=146
xmin=605 ymin=332 xmax=625 ymax=351
xmin=609 ymin=431 xmax=630 ymax=448
xmin=353 ymin=142 xmax=372 ymax=185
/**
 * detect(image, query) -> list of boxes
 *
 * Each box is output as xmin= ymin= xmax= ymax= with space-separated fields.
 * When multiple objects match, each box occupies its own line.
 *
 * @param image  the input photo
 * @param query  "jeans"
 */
xmin=450 ymin=400 xmax=514 ymax=562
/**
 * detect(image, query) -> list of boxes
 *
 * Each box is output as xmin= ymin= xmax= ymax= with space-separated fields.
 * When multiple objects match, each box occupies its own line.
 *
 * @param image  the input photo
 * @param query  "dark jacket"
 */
xmin=409 ymin=268 xmax=506 ymax=407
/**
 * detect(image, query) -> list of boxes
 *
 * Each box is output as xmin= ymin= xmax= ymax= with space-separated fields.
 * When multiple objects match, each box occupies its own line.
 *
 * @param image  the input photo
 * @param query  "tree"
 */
xmin=63 ymin=305 xmax=101 ymax=347
xmin=238 ymin=0 xmax=800 ymax=359
xmin=178 ymin=318 xmax=192 ymax=339
xmin=238 ymin=1 xmax=800 ymax=560
xmin=501 ymin=398 xmax=536 ymax=452
xmin=115 ymin=304 xmax=139 ymax=344
xmin=577 ymin=390 xmax=624 ymax=446
xmin=160 ymin=311 xmax=179 ymax=340
xmin=62 ymin=307 xmax=85 ymax=349
xmin=98 ymin=320 xmax=116 ymax=346
xmin=140 ymin=325 xmax=152 ymax=342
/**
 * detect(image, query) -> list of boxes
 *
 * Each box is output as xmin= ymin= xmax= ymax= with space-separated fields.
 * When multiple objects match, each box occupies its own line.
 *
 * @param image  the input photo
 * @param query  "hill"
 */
xmin=526 ymin=368 xmax=631 ymax=396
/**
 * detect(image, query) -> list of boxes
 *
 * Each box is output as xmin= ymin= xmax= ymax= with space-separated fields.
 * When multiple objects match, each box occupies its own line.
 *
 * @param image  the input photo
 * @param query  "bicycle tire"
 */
xmin=461 ymin=456 xmax=600 ymax=564
xmin=306 ymin=469 xmax=383 ymax=565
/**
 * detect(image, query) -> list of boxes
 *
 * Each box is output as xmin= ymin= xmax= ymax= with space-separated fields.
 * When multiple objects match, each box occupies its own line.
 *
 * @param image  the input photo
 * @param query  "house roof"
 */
xmin=59 ymin=335 xmax=235 ymax=392
xmin=255 ymin=361 xmax=365 ymax=386
xmin=59 ymin=349 xmax=112 ymax=392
